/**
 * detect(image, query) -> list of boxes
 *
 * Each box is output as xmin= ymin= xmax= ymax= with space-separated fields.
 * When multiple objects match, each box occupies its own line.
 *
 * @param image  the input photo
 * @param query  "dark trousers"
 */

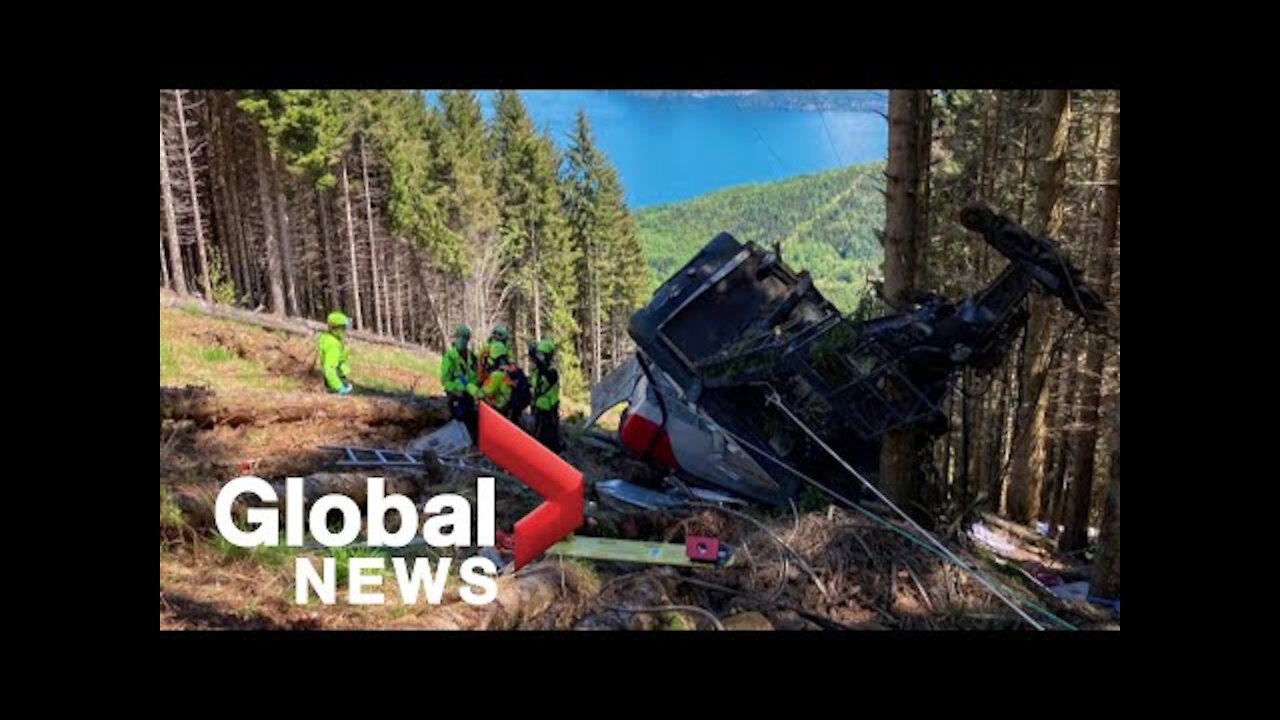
xmin=533 ymin=406 xmax=562 ymax=452
xmin=448 ymin=393 xmax=478 ymax=443
xmin=506 ymin=400 xmax=530 ymax=429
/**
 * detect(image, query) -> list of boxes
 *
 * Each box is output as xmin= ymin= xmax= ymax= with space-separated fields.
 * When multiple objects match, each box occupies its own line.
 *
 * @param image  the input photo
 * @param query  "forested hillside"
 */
xmin=638 ymin=163 xmax=885 ymax=311
xmin=159 ymin=90 xmax=649 ymax=395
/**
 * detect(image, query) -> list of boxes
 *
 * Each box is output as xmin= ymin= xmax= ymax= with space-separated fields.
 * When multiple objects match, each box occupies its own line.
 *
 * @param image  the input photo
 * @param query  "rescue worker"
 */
xmin=440 ymin=325 xmax=480 ymax=440
xmin=476 ymin=325 xmax=510 ymax=390
xmin=529 ymin=339 xmax=562 ymax=451
xmin=317 ymin=311 xmax=353 ymax=395
xmin=479 ymin=337 xmax=513 ymax=414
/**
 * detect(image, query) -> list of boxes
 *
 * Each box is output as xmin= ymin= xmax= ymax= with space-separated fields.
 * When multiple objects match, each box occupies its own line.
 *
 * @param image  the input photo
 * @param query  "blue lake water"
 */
xmin=462 ymin=90 xmax=887 ymax=209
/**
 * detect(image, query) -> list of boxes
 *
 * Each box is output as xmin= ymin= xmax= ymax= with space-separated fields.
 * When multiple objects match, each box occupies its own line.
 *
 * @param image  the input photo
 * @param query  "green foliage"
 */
xmin=331 ymin=546 xmax=393 ymax=585
xmin=211 ymin=534 xmax=298 ymax=569
xmin=559 ymin=110 xmax=645 ymax=385
xmin=238 ymin=90 xmax=347 ymax=187
xmin=159 ymin=486 xmax=187 ymax=532
xmin=637 ymin=163 xmax=886 ymax=312
xmin=436 ymin=91 xmax=499 ymax=269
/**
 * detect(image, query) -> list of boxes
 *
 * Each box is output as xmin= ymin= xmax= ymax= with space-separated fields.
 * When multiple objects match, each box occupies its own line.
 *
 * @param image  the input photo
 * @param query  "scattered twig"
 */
xmin=687 ymin=501 xmax=829 ymax=599
xmin=838 ymin=524 xmax=879 ymax=565
xmin=905 ymin=562 xmax=936 ymax=614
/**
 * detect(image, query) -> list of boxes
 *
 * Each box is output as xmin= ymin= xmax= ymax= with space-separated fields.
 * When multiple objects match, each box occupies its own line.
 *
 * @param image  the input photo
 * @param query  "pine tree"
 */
xmin=563 ymin=110 xmax=606 ymax=383
xmin=437 ymin=91 xmax=501 ymax=339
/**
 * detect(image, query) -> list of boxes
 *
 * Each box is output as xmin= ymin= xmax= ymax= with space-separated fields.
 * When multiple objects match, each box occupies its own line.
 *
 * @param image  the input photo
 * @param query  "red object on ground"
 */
xmin=685 ymin=535 xmax=720 ymax=562
xmin=478 ymin=403 xmax=583 ymax=569
xmin=618 ymin=412 xmax=677 ymax=468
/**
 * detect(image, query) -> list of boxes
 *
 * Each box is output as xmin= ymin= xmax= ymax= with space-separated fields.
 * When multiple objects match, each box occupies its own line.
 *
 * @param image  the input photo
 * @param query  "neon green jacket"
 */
xmin=317 ymin=331 xmax=350 ymax=392
xmin=480 ymin=340 xmax=512 ymax=408
xmin=441 ymin=345 xmax=478 ymax=396
xmin=531 ymin=366 xmax=559 ymax=411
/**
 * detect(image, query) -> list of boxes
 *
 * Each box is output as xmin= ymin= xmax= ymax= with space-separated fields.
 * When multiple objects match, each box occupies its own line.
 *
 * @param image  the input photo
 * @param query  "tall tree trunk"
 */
xmin=407 ymin=279 xmax=417 ymax=345
xmin=1042 ymin=347 xmax=1079 ymax=525
xmin=533 ymin=254 xmax=543 ymax=342
xmin=204 ymin=91 xmax=237 ymax=300
xmin=879 ymin=89 xmax=928 ymax=511
xmin=271 ymin=155 xmax=298 ymax=316
xmin=394 ymin=237 xmax=406 ymax=342
xmin=593 ymin=263 xmax=602 ymax=383
xmin=252 ymin=128 xmax=287 ymax=315
xmin=341 ymin=159 xmax=364 ymax=329
xmin=160 ymin=230 xmax=171 ymax=288
xmin=160 ymin=118 xmax=188 ymax=294
xmin=359 ymin=136 xmax=384 ymax=336
xmin=987 ymin=358 xmax=1015 ymax=511
xmin=1005 ymin=90 xmax=1070 ymax=524
xmin=1091 ymin=392 xmax=1120 ymax=598
xmin=315 ymin=188 xmax=340 ymax=310
xmin=174 ymin=90 xmax=212 ymax=299
xmin=1061 ymin=98 xmax=1119 ymax=554
xmin=221 ymin=97 xmax=254 ymax=303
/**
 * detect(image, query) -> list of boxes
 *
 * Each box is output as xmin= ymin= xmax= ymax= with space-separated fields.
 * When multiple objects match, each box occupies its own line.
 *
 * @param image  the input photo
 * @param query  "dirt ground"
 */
xmin=160 ymin=301 xmax=1116 ymax=631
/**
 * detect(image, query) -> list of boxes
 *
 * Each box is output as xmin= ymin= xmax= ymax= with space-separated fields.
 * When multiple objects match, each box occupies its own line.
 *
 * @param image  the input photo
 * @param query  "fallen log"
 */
xmin=160 ymin=386 xmax=448 ymax=430
xmin=978 ymin=512 xmax=1058 ymax=552
xmin=161 ymin=288 xmax=430 ymax=353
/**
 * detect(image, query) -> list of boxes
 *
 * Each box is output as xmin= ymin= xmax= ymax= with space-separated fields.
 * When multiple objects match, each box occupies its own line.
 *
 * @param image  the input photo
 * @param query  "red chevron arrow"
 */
xmin=477 ymin=403 xmax=583 ymax=569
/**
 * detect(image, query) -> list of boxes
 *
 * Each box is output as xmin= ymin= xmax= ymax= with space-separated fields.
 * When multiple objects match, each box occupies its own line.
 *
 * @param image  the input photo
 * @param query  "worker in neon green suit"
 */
xmin=317 ymin=311 xmax=353 ymax=395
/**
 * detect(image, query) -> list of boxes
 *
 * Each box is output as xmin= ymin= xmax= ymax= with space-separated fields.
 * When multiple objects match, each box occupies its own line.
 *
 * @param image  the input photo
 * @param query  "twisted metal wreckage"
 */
xmin=327 ymin=202 xmax=1112 ymax=628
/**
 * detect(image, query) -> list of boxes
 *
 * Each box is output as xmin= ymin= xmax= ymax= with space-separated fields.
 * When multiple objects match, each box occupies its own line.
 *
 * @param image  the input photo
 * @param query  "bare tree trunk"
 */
xmin=987 ymin=358 xmax=1015 ymax=512
xmin=220 ymin=97 xmax=254 ymax=304
xmin=411 ymin=251 xmax=448 ymax=349
xmin=394 ymin=237 xmax=406 ymax=342
xmin=879 ymin=89 xmax=928 ymax=511
xmin=1091 ymin=392 xmax=1120 ymax=598
xmin=160 ymin=118 xmax=188 ymax=294
xmin=174 ymin=90 xmax=212 ymax=299
xmin=1061 ymin=98 xmax=1119 ymax=554
xmin=359 ymin=136 xmax=384 ymax=336
xmin=1005 ymin=90 xmax=1070 ymax=524
xmin=1042 ymin=347 xmax=1079 ymax=524
xmin=341 ymin=159 xmax=364 ymax=329
xmin=204 ymin=91 xmax=238 ymax=300
xmin=533 ymin=258 xmax=543 ymax=342
xmin=315 ymin=188 xmax=340 ymax=310
xmin=252 ymin=128 xmax=287 ymax=316
xmin=272 ymin=155 xmax=298 ymax=316
xmin=593 ymin=281 xmax=602 ymax=383
xmin=406 ymin=279 xmax=417 ymax=344
xmin=956 ymin=369 xmax=971 ymax=506
xmin=160 ymin=230 xmax=171 ymax=288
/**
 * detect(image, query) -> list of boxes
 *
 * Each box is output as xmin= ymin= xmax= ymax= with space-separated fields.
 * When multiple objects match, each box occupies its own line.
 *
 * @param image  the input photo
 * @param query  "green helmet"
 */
xmin=453 ymin=325 xmax=472 ymax=341
xmin=490 ymin=325 xmax=511 ymax=343
xmin=327 ymin=311 xmax=351 ymax=330
xmin=488 ymin=340 xmax=509 ymax=361
xmin=536 ymin=339 xmax=556 ymax=356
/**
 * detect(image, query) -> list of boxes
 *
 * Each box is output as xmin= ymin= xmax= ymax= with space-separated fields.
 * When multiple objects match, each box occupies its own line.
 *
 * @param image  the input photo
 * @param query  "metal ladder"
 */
xmin=319 ymin=446 xmax=424 ymax=468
